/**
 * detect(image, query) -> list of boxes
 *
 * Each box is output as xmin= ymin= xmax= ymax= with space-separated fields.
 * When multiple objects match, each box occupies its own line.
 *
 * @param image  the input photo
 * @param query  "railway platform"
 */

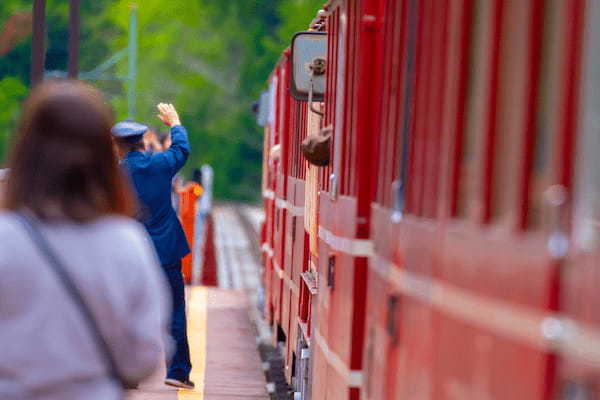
xmin=127 ymin=205 xmax=270 ymax=400
xmin=126 ymin=288 xmax=267 ymax=400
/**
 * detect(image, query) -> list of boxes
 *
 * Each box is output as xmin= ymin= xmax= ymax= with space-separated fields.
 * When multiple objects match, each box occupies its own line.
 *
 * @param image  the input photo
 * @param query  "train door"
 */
xmin=312 ymin=0 xmax=384 ymax=398
xmin=557 ymin=0 xmax=600 ymax=396
xmin=432 ymin=0 xmax=564 ymax=398
xmin=366 ymin=0 xmax=588 ymax=398
xmin=364 ymin=0 xmax=461 ymax=398
xmin=433 ymin=0 xmax=587 ymax=399
xmin=312 ymin=2 xmax=351 ymax=396
xmin=289 ymin=101 xmax=313 ymax=386
xmin=281 ymin=96 xmax=299 ymax=374
xmin=263 ymin=72 xmax=278 ymax=324
xmin=273 ymin=57 xmax=292 ymax=343
xmin=283 ymin=99 xmax=309 ymax=382
xmin=364 ymin=0 xmax=468 ymax=398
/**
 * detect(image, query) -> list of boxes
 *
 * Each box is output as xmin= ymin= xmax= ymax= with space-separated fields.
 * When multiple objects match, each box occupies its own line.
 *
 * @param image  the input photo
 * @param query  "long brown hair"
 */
xmin=3 ymin=79 xmax=136 ymax=221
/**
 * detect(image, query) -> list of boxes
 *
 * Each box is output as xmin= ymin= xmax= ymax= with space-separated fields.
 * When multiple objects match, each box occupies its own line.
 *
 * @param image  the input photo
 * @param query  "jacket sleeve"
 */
xmin=159 ymin=125 xmax=191 ymax=177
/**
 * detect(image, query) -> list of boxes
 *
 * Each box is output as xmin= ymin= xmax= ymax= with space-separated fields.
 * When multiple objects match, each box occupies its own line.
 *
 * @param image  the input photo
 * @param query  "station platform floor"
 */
xmin=126 ymin=287 xmax=268 ymax=400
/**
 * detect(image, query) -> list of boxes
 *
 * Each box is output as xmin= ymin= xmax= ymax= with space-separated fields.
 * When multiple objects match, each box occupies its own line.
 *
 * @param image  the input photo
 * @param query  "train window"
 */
xmin=488 ymin=1 xmax=536 ymax=225
xmin=573 ymin=0 xmax=600 ymax=252
xmin=456 ymin=0 xmax=495 ymax=219
xmin=527 ymin=0 xmax=564 ymax=229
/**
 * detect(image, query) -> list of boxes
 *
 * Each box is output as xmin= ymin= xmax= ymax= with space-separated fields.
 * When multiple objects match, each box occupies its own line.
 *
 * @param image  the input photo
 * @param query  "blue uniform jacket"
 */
xmin=122 ymin=125 xmax=191 ymax=267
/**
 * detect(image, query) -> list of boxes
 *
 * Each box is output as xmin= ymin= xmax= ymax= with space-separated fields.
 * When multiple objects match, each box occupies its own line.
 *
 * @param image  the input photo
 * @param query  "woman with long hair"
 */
xmin=0 ymin=80 xmax=169 ymax=399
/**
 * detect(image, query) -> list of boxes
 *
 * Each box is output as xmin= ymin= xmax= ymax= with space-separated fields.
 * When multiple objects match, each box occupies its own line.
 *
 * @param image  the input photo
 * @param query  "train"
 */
xmin=258 ymin=0 xmax=600 ymax=398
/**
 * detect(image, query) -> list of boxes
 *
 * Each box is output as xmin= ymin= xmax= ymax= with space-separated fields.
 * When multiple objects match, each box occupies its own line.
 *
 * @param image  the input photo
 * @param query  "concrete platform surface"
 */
xmin=127 ymin=287 xmax=268 ymax=400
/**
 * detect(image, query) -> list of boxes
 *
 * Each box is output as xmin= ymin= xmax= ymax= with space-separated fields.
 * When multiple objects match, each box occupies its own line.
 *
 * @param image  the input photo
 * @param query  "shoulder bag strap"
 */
xmin=14 ymin=212 xmax=127 ymax=388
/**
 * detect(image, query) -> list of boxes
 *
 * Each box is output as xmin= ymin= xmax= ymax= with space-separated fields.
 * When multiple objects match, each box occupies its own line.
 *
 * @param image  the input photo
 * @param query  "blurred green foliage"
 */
xmin=0 ymin=0 xmax=323 ymax=201
xmin=0 ymin=76 xmax=26 ymax=158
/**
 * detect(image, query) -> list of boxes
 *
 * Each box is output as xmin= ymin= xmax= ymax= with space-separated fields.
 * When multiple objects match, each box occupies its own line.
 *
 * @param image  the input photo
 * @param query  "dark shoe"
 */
xmin=165 ymin=378 xmax=195 ymax=390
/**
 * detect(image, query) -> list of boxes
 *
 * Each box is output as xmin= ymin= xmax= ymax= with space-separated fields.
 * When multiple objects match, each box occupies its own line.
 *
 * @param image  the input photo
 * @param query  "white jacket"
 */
xmin=0 ymin=212 xmax=170 ymax=400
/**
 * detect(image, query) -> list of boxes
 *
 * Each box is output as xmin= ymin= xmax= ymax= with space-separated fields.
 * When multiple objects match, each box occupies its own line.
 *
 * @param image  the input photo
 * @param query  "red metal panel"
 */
xmin=364 ymin=1 xmax=571 ymax=399
xmin=273 ymin=57 xmax=292 ymax=331
xmin=443 ymin=0 xmax=473 ymax=218
xmin=310 ymin=0 xmax=385 ymax=397
xmin=262 ymin=0 xmax=597 ymax=397
xmin=433 ymin=0 xmax=555 ymax=398
xmin=262 ymin=66 xmax=280 ymax=324
xmin=363 ymin=205 xmax=396 ymax=400
xmin=286 ymin=288 xmax=300 ymax=374
xmin=287 ymin=179 xmax=307 ymax=372
xmin=479 ymin=0 xmax=503 ymax=225
xmin=554 ymin=0 xmax=598 ymax=397
xmin=313 ymin=194 xmax=360 ymax=398
xmin=281 ymin=179 xmax=296 ymax=340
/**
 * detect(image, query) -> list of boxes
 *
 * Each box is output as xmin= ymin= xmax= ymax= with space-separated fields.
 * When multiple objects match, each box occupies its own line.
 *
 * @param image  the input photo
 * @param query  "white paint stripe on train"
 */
xmin=290 ymin=205 xmax=304 ymax=217
xmin=275 ymin=198 xmax=287 ymax=210
xmin=371 ymin=255 xmax=600 ymax=366
xmin=261 ymin=242 xmax=274 ymax=258
xmin=314 ymin=328 xmax=363 ymax=388
xmin=318 ymin=226 xmax=374 ymax=257
xmin=262 ymin=189 xmax=275 ymax=200
xmin=274 ymin=197 xmax=304 ymax=217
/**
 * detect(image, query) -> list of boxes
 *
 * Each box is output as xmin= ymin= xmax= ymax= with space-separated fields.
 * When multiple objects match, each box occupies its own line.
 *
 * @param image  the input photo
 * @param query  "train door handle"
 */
xmin=387 ymin=295 xmax=400 ymax=345
xmin=327 ymin=255 xmax=336 ymax=289
xmin=329 ymin=173 xmax=338 ymax=200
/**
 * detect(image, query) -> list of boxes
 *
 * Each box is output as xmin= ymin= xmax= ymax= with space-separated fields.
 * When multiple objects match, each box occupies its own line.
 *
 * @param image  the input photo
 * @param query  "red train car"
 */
xmin=260 ymin=0 xmax=600 ymax=399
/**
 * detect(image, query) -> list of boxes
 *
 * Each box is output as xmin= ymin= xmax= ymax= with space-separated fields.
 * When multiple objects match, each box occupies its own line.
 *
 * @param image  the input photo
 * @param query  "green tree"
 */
xmin=104 ymin=0 xmax=323 ymax=201
xmin=0 ymin=76 xmax=27 ymax=158
xmin=0 ymin=0 xmax=325 ymax=201
xmin=0 ymin=0 xmax=118 ymax=162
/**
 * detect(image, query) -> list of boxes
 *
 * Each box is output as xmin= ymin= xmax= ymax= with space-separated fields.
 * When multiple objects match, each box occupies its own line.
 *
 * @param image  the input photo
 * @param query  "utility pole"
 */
xmin=68 ymin=0 xmax=80 ymax=78
xmin=127 ymin=5 xmax=138 ymax=120
xmin=31 ymin=0 xmax=46 ymax=86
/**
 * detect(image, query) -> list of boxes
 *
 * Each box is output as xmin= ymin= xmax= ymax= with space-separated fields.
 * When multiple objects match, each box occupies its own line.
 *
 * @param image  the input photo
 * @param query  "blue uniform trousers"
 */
xmin=163 ymin=261 xmax=192 ymax=381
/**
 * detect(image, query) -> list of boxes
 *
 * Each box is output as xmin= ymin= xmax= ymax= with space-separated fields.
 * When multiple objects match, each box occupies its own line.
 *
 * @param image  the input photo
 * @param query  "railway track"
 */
xmin=212 ymin=205 xmax=292 ymax=399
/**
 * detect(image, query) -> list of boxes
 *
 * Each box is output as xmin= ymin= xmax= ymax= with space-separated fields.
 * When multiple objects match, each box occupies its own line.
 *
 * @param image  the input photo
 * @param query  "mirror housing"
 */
xmin=290 ymin=31 xmax=327 ymax=102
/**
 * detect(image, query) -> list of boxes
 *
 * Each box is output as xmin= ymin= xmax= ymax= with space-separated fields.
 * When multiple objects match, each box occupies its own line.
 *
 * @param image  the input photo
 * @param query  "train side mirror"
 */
xmin=290 ymin=31 xmax=327 ymax=102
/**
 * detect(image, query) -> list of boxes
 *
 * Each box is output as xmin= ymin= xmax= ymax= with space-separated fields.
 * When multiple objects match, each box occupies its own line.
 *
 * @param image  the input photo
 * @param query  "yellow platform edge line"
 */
xmin=178 ymin=286 xmax=208 ymax=400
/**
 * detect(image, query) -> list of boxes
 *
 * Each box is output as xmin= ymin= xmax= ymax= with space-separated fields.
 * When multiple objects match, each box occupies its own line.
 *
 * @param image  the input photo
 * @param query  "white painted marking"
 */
xmin=263 ymin=189 xmax=275 ymax=200
xmin=314 ymin=328 xmax=363 ymax=388
xmin=275 ymin=198 xmax=288 ymax=210
xmin=371 ymin=255 xmax=600 ymax=366
xmin=261 ymin=242 xmax=274 ymax=257
xmin=318 ymin=226 xmax=374 ymax=257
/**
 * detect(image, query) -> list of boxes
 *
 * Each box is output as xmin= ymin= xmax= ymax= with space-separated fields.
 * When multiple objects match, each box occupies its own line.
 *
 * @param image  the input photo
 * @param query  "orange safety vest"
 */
xmin=178 ymin=182 xmax=203 ymax=283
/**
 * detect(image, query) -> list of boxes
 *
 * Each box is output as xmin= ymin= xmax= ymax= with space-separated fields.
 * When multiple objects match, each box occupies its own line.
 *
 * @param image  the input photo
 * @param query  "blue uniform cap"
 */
xmin=111 ymin=121 xmax=149 ymax=139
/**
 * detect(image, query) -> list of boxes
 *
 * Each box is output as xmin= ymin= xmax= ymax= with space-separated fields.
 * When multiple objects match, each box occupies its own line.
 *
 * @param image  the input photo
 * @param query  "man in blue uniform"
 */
xmin=112 ymin=103 xmax=194 ymax=390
